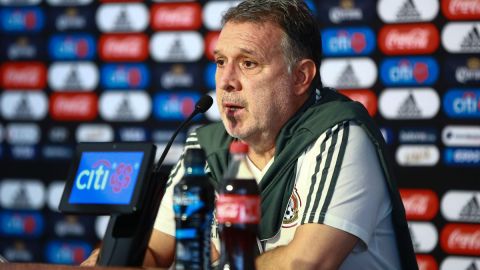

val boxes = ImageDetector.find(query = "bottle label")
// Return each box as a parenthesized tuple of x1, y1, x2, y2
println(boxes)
(216, 194, 260, 224)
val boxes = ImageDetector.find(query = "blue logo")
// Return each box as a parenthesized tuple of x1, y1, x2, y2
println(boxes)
(322, 27, 375, 56)
(68, 152, 144, 205)
(380, 57, 439, 86)
(443, 89, 480, 118)
(45, 240, 92, 265)
(154, 64, 201, 89)
(444, 148, 480, 167)
(0, 7, 44, 32)
(153, 92, 201, 121)
(398, 127, 437, 144)
(101, 64, 150, 89)
(0, 211, 44, 237)
(49, 34, 96, 60)
(204, 62, 216, 90)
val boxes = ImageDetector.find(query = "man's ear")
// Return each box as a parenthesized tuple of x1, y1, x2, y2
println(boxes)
(293, 59, 317, 96)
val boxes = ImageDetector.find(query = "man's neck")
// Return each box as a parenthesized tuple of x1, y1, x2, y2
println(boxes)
(247, 144, 276, 171)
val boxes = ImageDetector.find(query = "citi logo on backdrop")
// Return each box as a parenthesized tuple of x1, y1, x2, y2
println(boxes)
(100, 63, 150, 89)
(322, 27, 376, 56)
(0, 7, 44, 32)
(443, 89, 480, 118)
(380, 57, 438, 86)
(48, 34, 96, 60)
(0, 211, 44, 237)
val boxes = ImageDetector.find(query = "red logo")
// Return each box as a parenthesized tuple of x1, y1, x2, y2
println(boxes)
(216, 194, 260, 224)
(416, 255, 438, 270)
(400, 189, 439, 221)
(205, 31, 220, 61)
(441, 224, 480, 255)
(351, 32, 367, 53)
(151, 3, 202, 30)
(50, 93, 98, 121)
(413, 62, 429, 83)
(338, 89, 377, 117)
(442, 0, 480, 20)
(99, 34, 148, 61)
(378, 24, 439, 55)
(0, 62, 46, 89)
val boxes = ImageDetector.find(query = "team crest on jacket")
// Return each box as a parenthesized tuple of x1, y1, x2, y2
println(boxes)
(282, 188, 301, 228)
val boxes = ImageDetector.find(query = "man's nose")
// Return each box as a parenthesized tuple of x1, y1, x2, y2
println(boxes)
(216, 63, 240, 92)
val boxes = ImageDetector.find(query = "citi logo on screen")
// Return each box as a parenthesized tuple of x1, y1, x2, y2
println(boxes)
(442, 0, 480, 20)
(408, 222, 438, 253)
(99, 34, 148, 61)
(203, 1, 241, 30)
(75, 160, 133, 193)
(151, 2, 202, 30)
(442, 22, 480, 53)
(0, 62, 46, 89)
(321, 57, 377, 89)
(380, 57, 438, 86)
(101, 64, 149, 89)
(48, 62, 98, 91)
(322, 27, 375, 56)
(444, 148, 480, 166)
(48, 34, 96, 60)
(0, 91, 48, 121)
(0, 7, 44, 32)
(443, 89, 480, 118)
(441, 190, 480, 223)
(96, 3, 149, 33)
(400, 189, 438, 221)
(378, 24, 439, 55)
(150, 32, 203, 62)
(378, 0, 439, 23)
(153, 92, 201, 121)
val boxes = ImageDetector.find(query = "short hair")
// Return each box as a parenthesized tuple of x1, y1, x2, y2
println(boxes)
(222, 0, 322, 88)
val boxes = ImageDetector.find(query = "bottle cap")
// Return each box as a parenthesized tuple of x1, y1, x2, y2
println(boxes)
(229, 140, 249, 154)
(184, 148, 206, 168)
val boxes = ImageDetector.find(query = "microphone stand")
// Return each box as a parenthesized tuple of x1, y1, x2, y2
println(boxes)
(97, 95, 213, 266)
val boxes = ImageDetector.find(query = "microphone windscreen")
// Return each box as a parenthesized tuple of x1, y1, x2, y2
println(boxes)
(195, 95, 214, 113)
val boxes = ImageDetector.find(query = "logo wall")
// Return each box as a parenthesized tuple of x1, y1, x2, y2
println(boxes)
(0, 0, 479, 266)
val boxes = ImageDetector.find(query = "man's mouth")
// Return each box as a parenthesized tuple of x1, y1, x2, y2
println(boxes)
(223, 102, 245, 115)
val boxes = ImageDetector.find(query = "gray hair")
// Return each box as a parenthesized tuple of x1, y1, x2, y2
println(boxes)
(222, 0, 322, 88)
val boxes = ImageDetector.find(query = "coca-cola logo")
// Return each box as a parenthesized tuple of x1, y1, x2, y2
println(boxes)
(99, 34, 148, 61)
(50, 93, 97, 121)
(441, 224, 480, 255)
(216, 194, 260, 224)
(442, 0, 480, 20)
(416, 255, 438, 270)
(400, 189, 439, 221)
(205, 31, 220, 61)
(379, 24, 439, 55)
(0, 62, 46, 89)
(151, 3, 202, 30)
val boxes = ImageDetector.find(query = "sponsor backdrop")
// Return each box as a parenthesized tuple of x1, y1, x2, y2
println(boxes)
(0, 0, 479, 268)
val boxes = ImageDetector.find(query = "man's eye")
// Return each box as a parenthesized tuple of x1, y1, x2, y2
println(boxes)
(215, 59, 225, 67)
(242, 61, 257, 69)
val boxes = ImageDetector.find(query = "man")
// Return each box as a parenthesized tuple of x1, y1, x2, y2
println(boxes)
(83, 0, 417, 269)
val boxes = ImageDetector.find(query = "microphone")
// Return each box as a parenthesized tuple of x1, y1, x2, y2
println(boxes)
(153, 95, 213, 173)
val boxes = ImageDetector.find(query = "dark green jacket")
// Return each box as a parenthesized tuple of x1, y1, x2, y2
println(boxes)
(196, 88, 418, 269)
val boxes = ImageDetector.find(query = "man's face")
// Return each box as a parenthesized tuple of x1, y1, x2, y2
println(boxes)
(214, 21, 296, 143)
